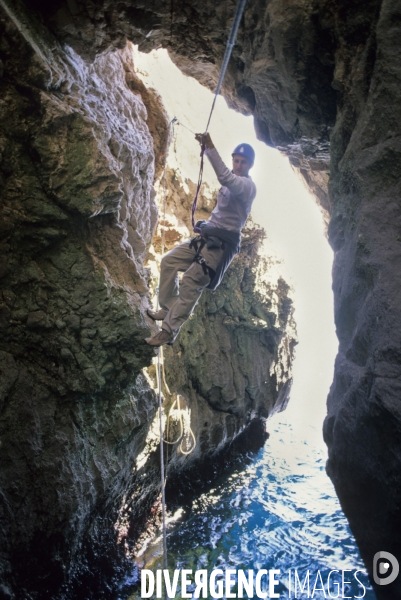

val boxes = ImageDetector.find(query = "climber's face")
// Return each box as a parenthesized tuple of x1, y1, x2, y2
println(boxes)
(232, 154, 252, 177)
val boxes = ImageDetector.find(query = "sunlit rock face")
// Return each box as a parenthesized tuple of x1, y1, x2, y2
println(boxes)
(0, 11, 161, 597)
(146, 167, 296, 501)
(25, 0, 337, 213)
(0, 3, 296, 598)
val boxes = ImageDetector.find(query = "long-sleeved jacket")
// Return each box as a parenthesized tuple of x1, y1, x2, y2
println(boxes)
(191, 147, 257, 290)
(205, 147, 257, 232)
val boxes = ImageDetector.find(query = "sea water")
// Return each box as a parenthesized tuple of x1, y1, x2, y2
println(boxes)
(120, 415, 376, 599)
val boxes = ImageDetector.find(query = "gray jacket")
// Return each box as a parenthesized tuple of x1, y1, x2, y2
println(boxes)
(205, 147, 257, 232)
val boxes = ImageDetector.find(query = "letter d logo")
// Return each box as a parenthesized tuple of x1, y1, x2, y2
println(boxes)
(373, 551, 399, 586)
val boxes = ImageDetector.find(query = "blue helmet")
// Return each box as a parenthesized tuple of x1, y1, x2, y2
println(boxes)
(232, 143, 255, 164)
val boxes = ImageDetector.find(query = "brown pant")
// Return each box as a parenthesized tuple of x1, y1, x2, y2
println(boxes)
(159, 240, 224, 339)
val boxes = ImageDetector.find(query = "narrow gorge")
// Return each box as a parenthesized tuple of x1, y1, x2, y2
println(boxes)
(0, 0, 400, 599)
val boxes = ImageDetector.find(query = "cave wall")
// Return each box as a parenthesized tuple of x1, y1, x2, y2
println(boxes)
(1, 0, 401, 597)
(16, 0, 401, 596)
(0, 2, 297, 597)
(0, 7, 166, 596)
(324, 3, 401, 599)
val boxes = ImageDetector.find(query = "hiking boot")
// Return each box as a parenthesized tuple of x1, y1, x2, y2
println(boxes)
(145, 329, 173, 347)
(147, 308, 168, 321)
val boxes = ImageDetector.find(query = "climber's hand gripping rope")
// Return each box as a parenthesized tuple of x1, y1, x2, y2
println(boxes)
(195, 132, 215, 150)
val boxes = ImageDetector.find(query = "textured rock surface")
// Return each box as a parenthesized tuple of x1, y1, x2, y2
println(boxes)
(27, 0, 338, 212)
(323, 3, 401, 598)
(0, 7, 161, 597)
(163, 228, 295, 496)
(2, 0, 401, 596)
(0, 3, 296, 598)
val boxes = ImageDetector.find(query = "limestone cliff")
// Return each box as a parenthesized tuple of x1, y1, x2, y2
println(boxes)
(2, 0, 401, 597)
(18, 0, 400, 596)
(0, 10, 161, 597)
(0, 3, 296, 598)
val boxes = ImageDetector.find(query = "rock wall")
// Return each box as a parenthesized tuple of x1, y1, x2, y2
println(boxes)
(0, 7, 161, 597)
(2, 0, 401, 596)
(28, 0, 400, 595)
(0, 2, 296, 597)
(323, 3, 401, 599)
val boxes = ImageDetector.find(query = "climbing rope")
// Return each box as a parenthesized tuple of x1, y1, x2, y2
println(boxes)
(153, 0, 248, 580)
(191, 0, 248, 232)
(156, 352, 168, 576)
(205, 0, 247, 133)
(179, 406, 197, 455)
(159, 395, 197, 456)
(155, 117, 176, 582)
(164, 396, 184, 445)
(172, 117, 195, 136)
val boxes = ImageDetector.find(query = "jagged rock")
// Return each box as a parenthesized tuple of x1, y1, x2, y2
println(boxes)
(163, 226, 295, 485)
(144, 167, 296, 499)
(0, 3, 296, 598)
(0, 8, 161, 597)
(1, 0, 401, 597)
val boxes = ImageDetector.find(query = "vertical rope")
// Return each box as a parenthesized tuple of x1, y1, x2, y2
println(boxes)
(153, 0, 248, 569)
(156, 118, 175, 587)
(157, 354, 168, 577)
(191, 0, 248, 230)
(205, 0, 247, 133)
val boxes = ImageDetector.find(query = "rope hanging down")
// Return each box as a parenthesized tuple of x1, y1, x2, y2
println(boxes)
(154, 0, 247, 579)
(155, 118, 196, 582)
(156, 117, 176, 582)
(191, 0, 248, 232)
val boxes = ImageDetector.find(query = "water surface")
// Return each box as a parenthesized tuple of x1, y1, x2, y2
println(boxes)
(121, 416, 375, 599)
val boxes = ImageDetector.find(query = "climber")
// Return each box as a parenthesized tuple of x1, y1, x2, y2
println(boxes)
(145, 133, 256, 347)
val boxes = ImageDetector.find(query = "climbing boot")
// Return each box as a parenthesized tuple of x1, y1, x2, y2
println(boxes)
(145, 328, 173, 347)
(147, 308, 168, 321)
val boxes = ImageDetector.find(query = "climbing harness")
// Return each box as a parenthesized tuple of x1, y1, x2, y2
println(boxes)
(153, 0, 248, 582)
(191, 0, 248, 232)
(189, 235, 217, 280)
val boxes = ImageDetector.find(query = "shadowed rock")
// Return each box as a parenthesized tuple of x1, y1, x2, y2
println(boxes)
(1, 0, 401, 597)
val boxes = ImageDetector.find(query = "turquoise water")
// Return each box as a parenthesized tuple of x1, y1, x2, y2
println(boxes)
(121, 416, 376, 599)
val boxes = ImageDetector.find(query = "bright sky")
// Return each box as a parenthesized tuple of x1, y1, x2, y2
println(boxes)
(132, 47, 338, 435)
